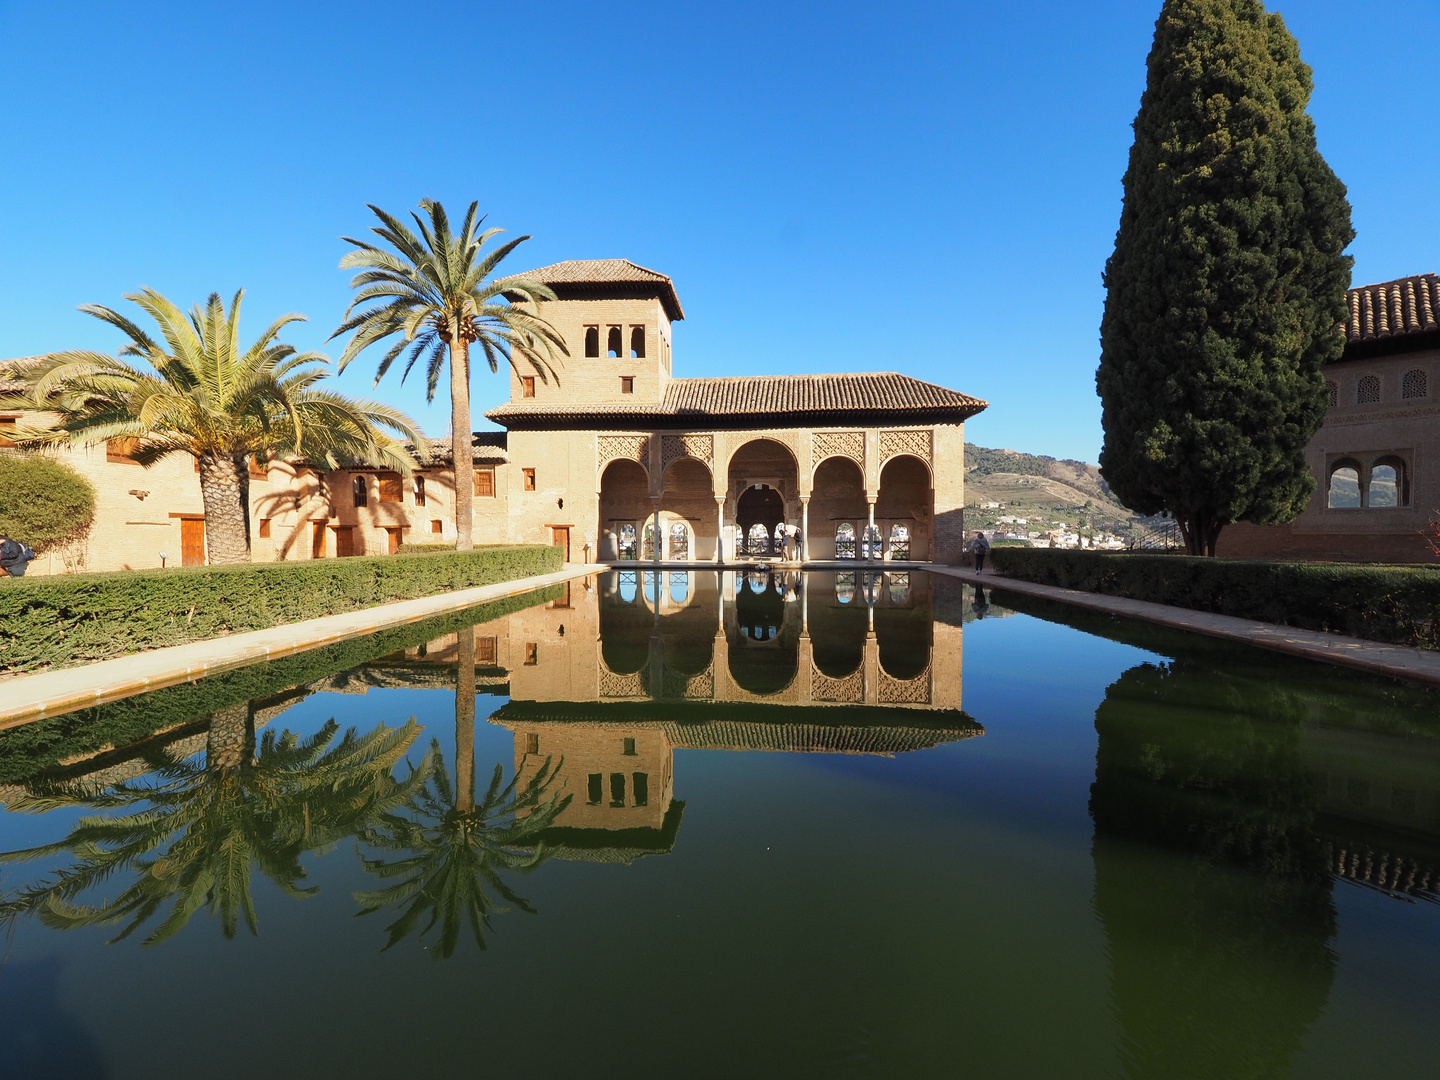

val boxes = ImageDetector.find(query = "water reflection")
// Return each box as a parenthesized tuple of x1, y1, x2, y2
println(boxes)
(1087, 648, 1440, 1078)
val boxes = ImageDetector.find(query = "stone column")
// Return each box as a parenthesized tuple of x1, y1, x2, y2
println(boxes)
(800, 496, 810, 563)
(715, 497, 725, 564)
(866, 497, 878, 560)
(652, 499, 663, 567)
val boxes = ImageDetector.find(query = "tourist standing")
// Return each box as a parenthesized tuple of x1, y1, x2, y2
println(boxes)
(971, 530, 990, 574)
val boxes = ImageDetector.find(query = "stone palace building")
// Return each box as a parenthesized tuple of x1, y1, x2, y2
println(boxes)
(4, 260, 988, 574)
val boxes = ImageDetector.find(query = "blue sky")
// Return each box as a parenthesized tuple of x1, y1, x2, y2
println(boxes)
(1, 1, 1435, 462)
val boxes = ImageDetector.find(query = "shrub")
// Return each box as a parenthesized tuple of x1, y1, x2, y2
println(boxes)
(0, 583, 561, 785)
(0, 451, 96, 552)
(989, 548, 1440, 650)
(398, 542, 457, 554)
(0, 544, 562, 673)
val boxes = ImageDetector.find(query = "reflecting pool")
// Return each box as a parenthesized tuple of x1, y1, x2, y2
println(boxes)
(2, 570, 1440, 1078)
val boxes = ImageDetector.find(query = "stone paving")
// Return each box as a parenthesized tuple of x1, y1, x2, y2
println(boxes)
(931, 565, 1440, 689)
(0, 564, 605, 729)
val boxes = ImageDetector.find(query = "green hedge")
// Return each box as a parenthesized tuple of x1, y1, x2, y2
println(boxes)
(989, 548, 1440, 650)
(398, 542, 457, 554)
(0, 545, 562, 673)
(0, 584, 561, 786)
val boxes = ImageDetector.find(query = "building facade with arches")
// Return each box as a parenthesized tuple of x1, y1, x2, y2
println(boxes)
(1220, 272, 1440, 563)
(488, 260, 987, 566)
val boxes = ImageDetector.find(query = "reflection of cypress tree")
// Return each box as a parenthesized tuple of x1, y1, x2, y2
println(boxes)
(1092, 660, 1336, 1080)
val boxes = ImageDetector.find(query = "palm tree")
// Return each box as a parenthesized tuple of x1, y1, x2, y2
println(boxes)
(331, 199, 568, 550)
(2, 289, 425, 563)
(0, 710, 429, 946)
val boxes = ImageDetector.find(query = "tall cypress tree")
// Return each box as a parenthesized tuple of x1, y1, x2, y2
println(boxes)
(1097, 0, 1354, 556)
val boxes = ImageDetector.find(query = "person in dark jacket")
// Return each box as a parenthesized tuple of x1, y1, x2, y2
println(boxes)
(0, 534, 35, 577)
(970, 530, 991, 574)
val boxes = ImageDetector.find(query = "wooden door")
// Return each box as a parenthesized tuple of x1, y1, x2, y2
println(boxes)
(180, 518, 205, 566)
(550, 526, 570, 562)
(311, 521, 327, 559)
(334, 527, 355, 558)
(386, 527, 402, 554)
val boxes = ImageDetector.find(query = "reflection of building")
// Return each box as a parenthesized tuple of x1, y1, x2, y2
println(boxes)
(1221, 273, 1440, 562)
(5, 260, 986, 572)
(485, 569, 978, 862)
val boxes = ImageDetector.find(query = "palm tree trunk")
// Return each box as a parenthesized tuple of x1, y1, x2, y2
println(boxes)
(454, 625, 476, 813)
(206, 703, 252, 771)
(198, 452, 251, 564)
(450, 336, 474, 551)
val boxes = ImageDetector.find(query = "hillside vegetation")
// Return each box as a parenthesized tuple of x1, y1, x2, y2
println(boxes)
(964, 443, 1151, 539)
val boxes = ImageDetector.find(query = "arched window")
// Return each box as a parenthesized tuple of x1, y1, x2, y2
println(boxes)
(1403, 369, 1428, 400)
(835, 522, 856, 559)
(1357, 375, 1380, 404)
(643, 570, 660, 604)
(888, 571, 910, 605)
(618, 570, 638, 603)
(668, 521, 689, 561)
(861, 524, 882, 559)
(1326, 380, 1338, 408)
(1327, 460, 1361, 508)
(747, 569, 769, 594)
(630, 326, 645, 358)
(618, 523, 637, 560)
(888, 523, 910, 560)
(747, 522, 770, 555)
(642, 522, 659, 560)
(352, 474, 367, 507)
(607, 326, 622, 357)
(584, 326, 599, 358)
(668, 571, 689, 604)
(1368, 456, 1409, 507)
(835, 571, 856, 603)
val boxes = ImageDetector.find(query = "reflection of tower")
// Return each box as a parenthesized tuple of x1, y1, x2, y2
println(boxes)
(1090, 661, 1335, 1079)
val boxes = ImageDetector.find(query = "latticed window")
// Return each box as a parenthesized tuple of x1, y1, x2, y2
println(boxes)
(352, 474, 367, 507)
(747, 522, 770, 555)
(1403, 368, 1428, 400)
(1326, 381, 1338, 408)
(861, 524, 882, 559)
(618, 523, 637, 560)
(1357, 375, 1380, 404)
(835, 523, 856, 559)
(668, 522, 689, 560)
(835, 571, 856, 602)
(888, 523, 911, 560)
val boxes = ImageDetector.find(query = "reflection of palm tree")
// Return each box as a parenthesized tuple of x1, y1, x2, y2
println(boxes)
(354, 749, 569, 958)
(0, 706, 426, 945)
(355, 627, 571, 958)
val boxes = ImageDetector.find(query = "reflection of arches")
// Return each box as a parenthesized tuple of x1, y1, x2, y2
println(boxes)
(600, 458, 650, 560)
(1327, 459, 1361, 509)
(875, 606, 929, 679)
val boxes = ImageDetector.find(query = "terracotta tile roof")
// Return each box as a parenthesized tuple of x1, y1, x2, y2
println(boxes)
(418, 431, 507, 465)
(487, 372, 987, 427)
(508, 259, 685, 321)
(1344, 273, 1440, 356)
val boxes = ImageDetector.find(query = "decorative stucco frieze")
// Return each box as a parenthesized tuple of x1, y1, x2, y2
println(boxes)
(599, 667, 646, 698)
(811, 666, 864, 703)
(879, 428, 933, 466)
(878, 665, 932, 704)
(812, 430, 865, 466)
(597, 434, 651, 472)
(661, 433, 714, 471)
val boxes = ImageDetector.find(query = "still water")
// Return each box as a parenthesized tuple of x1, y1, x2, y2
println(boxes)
(2, 570, 1439, 1079)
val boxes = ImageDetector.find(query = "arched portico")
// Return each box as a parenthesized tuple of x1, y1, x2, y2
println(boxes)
(876, 454, 933, 561)
(659, 457, 714, 561)
(599, 459, 650, 560)
(726, 439, 800, 560)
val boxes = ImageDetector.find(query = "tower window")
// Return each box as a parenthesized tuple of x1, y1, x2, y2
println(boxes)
(633, 772, 649, 807)
(584, 326, 599, 357)
(521, 376, 535, 397)
(620, 376, 634, 394)
(607, 326, 622, 357)
(630, 326, 645, 358)
(352, 474, 368, 507)
(609, 772, 626, 806)
(413, 474, 426, 506)
(523, 468, 536, 491)
(587, 773, 603, 805)
(623, 737, 636, 755)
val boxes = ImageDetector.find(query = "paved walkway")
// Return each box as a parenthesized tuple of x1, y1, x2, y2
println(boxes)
(0, 563, 605, 729)
(930, 566, 1440, 688)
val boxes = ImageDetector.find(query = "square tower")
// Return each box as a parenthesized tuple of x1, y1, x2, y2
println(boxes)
(503, 260, 685, 408)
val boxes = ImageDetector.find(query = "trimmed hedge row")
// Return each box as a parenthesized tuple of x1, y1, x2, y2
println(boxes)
(0, 545, 562, 673)
(989, 548, 1440, 650)
(0, 584, 561, 785)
